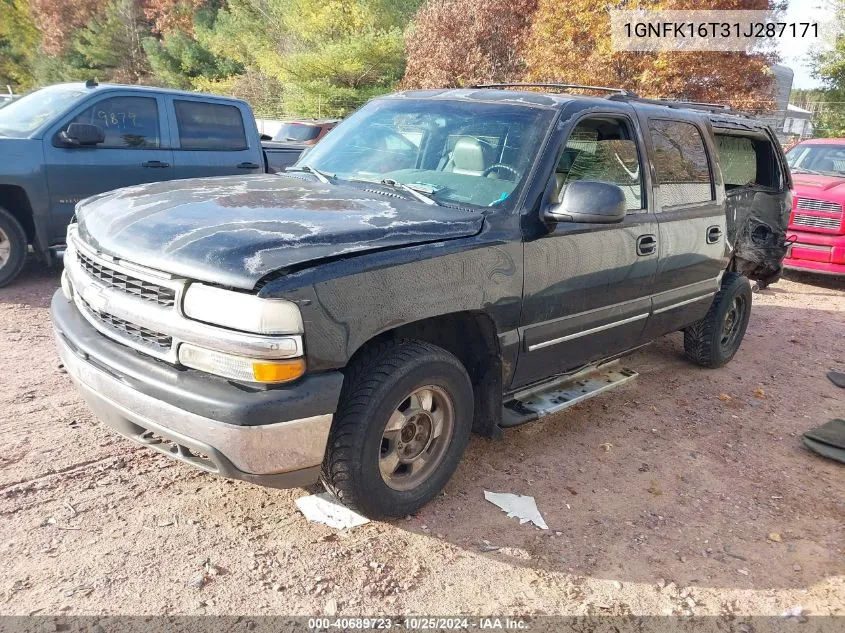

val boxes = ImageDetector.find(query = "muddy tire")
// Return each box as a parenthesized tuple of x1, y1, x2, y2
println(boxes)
(684, 272, 752, 368)
(321, 340, 473, 519)
(0, 207, 27, 288)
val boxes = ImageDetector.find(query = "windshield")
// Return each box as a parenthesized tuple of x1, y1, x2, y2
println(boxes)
(787, 144, 845, 177)
(0, 85, 87, 138)
(274, 122, 321, 142)
(297, 98, 555, 208)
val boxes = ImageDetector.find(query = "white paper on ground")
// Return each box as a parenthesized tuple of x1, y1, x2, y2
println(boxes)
(295, 492, 370, 530)
(484, 490, 549, 530)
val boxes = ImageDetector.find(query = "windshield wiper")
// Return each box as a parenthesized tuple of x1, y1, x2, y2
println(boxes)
(284, 165, 334, 184)
(791, 168, 825, 175)
(355, 178, 439, 206)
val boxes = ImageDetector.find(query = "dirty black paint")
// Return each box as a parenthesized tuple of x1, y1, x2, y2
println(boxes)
(75, 175, 484, 290)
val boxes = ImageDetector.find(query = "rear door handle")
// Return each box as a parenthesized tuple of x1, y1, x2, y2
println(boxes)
(142, 160, 170, 168)
(237, 162, 260, 169)
(706, 226, 723, 244)
(636, 234, 657, 256)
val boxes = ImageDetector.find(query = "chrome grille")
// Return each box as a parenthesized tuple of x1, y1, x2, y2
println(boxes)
(79, 297, 173, 352)
(796, 198, 842, 213)
(76, 250, 176, 307)
(794, 213, 842, 230)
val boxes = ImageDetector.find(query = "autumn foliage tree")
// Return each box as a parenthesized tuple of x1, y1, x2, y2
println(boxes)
(522, 0, 780, 110)
(402, 0, 537, 88)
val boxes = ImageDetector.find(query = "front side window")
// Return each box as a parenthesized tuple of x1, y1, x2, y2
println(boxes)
(649, 119, 713, 207)
(64, 96, 160, 149)
(298, 98, 555, 209)
(556, 117, 643, 211)
(175, 101, 247, 151)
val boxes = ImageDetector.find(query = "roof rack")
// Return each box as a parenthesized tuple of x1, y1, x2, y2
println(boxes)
(471, 82, 639, 97)
(607, 93, 754, 118)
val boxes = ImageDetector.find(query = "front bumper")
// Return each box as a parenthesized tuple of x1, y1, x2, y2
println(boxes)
(51, 291, 344, 488)
(784, 229, 845, 276)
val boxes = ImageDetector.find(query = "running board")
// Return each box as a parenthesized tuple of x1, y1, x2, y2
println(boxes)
(501, 364, 638, 428)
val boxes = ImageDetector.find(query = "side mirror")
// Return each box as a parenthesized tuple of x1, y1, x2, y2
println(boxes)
(544, 180, 627, 224)
(60, 123, 105, 147)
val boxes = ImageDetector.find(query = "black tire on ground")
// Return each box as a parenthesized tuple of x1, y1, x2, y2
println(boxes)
(684, 271, 752, 369)
(321, 339, 474, 519)
(0, 207, 27, 288)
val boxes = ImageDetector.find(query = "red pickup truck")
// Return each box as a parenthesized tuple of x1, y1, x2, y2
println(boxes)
(784, 138, 845, 276)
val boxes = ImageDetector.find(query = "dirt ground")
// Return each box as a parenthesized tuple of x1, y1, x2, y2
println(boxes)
(1, 260, 843, 618)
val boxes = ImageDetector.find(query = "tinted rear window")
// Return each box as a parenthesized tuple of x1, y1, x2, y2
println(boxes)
(174, 100, 247, 151)
(274, 123, 321, 142)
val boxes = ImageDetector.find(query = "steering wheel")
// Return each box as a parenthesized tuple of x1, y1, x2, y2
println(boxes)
(481, 164, 519, 180)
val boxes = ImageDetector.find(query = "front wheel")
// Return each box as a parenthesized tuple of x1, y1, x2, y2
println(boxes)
(684, 272, 752, 368)
(321, 340, 473, 519)
(0, 207, 27, 288)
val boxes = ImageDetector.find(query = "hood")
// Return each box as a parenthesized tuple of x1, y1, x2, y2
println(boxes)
(75, 174, 484, 290)
(791, 173, 845, 197)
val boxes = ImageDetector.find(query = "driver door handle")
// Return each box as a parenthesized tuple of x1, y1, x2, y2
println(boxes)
(237, 162, 260, 169)
(706, 226, 723, 244)
(142, 160, 170, 168)
(636, 234, 657, 256)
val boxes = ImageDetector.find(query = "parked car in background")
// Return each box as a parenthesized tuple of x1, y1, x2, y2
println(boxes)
(272, 119, 339, 145)
(51, 85, 791, 519)
(0, 81, 305, 286)
(784, 139, 845, 276)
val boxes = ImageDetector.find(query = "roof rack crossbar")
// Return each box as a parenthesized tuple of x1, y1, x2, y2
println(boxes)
(471, 82, 639, 97)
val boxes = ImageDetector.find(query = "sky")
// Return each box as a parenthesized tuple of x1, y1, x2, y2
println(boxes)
(779, 0, 836, 89)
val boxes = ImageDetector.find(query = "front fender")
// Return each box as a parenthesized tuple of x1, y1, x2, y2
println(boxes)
(0, 139, 50, 254)
(260, 239, 524, 371)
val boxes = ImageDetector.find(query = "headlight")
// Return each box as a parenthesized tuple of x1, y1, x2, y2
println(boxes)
(183, 283, 303, 335)
(60, 269, 73, 301)
(179, 344, 306, 384)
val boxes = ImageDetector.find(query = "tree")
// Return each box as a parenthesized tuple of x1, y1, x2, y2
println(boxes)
(28, 0, 101, 55)
(523, 0, 779, 110)
(34, 0, 153, 84)
(806, 0, 845, 136)
(203, 0, 421, 116)
(0, 0, 40, 90)
(402, 0, 538, 88)
(143, 6, 243, 89)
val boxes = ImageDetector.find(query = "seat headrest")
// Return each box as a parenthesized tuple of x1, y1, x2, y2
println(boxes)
(451, 137, 486, 175)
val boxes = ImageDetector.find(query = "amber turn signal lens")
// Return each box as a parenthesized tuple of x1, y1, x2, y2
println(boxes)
(252, 358, 306, 383)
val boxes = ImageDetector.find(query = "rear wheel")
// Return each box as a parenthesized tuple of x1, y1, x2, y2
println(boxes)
(0, 207, 27, 288)
(684, 272, 752, 368)
(321, 340, 473, 519)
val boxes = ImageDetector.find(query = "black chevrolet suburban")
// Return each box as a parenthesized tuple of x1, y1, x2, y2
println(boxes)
(50, 85, 792, 519)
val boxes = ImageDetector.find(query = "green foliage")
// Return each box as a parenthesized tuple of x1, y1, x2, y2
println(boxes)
(205, 0, 421, 116)
(0, 0, 40, 90)
(143, 8, 244, 89)
(804, 1, 845, 137)
(31, 0, 151, 84)
(3, 0, 420, 117)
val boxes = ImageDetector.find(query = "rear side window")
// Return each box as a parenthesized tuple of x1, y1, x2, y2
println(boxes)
(648, 119, 713, 206)
(174, 100, 247, 151)
(65, 96, 160, 149)
(274, 123, 320, 142)
(715, 133, 781, 190)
